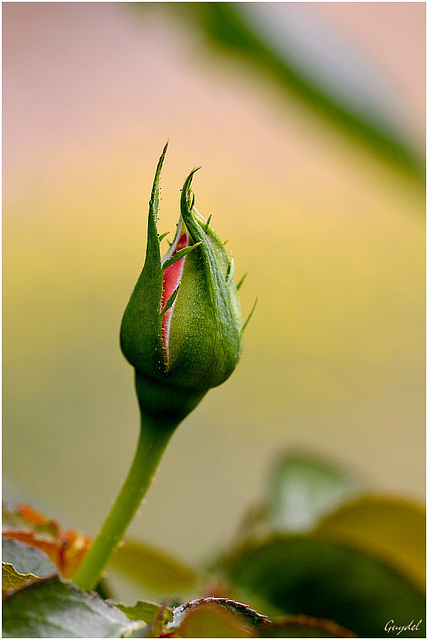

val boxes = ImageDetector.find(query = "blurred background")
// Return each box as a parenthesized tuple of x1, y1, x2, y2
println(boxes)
(3, 0, 425, 588)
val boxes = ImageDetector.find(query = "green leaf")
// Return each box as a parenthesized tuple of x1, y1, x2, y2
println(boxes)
(2, 576, 143, 638)
(114, 600, 173, 625)
(145, 605, 173, 638)
(169, 598, 269, 638)
(2, 538, 58, 578)
(256, 615, 356, 637)
(2, 563, 41, 592)
(227, 534, 425, 638)
(315, 495, 426, 591)
(268, 453, 363, 532)
(110, 538, 198, 595)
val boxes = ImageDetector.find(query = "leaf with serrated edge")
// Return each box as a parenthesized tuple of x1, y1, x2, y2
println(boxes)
(168, 598, 269, 635)
(3, 575, 143, 638)
(178, 605, 252, 637)
(2, 563, 41, 592)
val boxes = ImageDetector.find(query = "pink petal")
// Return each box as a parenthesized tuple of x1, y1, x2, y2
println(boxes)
(161, 233, 188, 359)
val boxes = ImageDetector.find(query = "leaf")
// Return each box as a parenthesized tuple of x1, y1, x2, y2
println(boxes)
(168, 598, 269, 638)
(256, 615, 356, 637)
(110, 538, 197, 595)
(176, 605, 251, 637)
(2, 538, 58, 578)
(268, 452, 363, 532)
(315, 495, 426, 590)
(2, 563, 41, 592)
(3, 502, 61, 537)
(144, 603, 174, 638)
(2, 575, 143, 638)
(114, 600, 173, 625)
(227, 534, 425, 638)
(2, 503, 91, 578)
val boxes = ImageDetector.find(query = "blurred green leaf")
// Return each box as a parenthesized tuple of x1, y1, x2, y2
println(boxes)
(2, 576, 143, 638)
(110, 538, 198, 595)
(2, 538, 58, 578)
(256, 615, 356, 637)
(169, 597, 268, 637)
(115, 600, 173, 625)
(315, 495, 426, 591)
(268, 453, 363, 532)
(176, 605, 251, 637)
(227, 534, 425, 638)
(165, 2, 424, 180)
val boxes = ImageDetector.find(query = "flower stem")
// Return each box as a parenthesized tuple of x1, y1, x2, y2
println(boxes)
(72, 416, 176, 591)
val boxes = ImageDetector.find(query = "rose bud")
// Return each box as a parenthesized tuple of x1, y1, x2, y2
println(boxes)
(120, 144, 251, 427)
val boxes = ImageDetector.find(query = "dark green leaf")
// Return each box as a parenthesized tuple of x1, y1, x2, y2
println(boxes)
(315, 495, 426, 590)
(228, 535, 425, 638)
(2, 538, 58, 578)
(268, 453, 363, 532)
(2, 576, 143, 638)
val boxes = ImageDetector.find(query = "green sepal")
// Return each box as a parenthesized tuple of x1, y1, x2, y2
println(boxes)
(241, 297, 258, 335)
(160, 286, 180, 318)
(162, 242, 202, 271)
(120, 144, 167, 379)
(236, 273, 247, 291)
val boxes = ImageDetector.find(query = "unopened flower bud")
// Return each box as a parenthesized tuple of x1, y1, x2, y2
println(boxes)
(120, 145, 247, 426)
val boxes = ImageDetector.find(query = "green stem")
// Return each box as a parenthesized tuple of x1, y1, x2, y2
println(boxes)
(73, 417, 176, 591)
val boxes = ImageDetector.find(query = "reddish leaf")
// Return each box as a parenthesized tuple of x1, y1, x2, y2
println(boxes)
(2, 503, 91, 579)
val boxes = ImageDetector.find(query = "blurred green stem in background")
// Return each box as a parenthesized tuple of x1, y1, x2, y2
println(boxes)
(132, 2, 425, 184)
